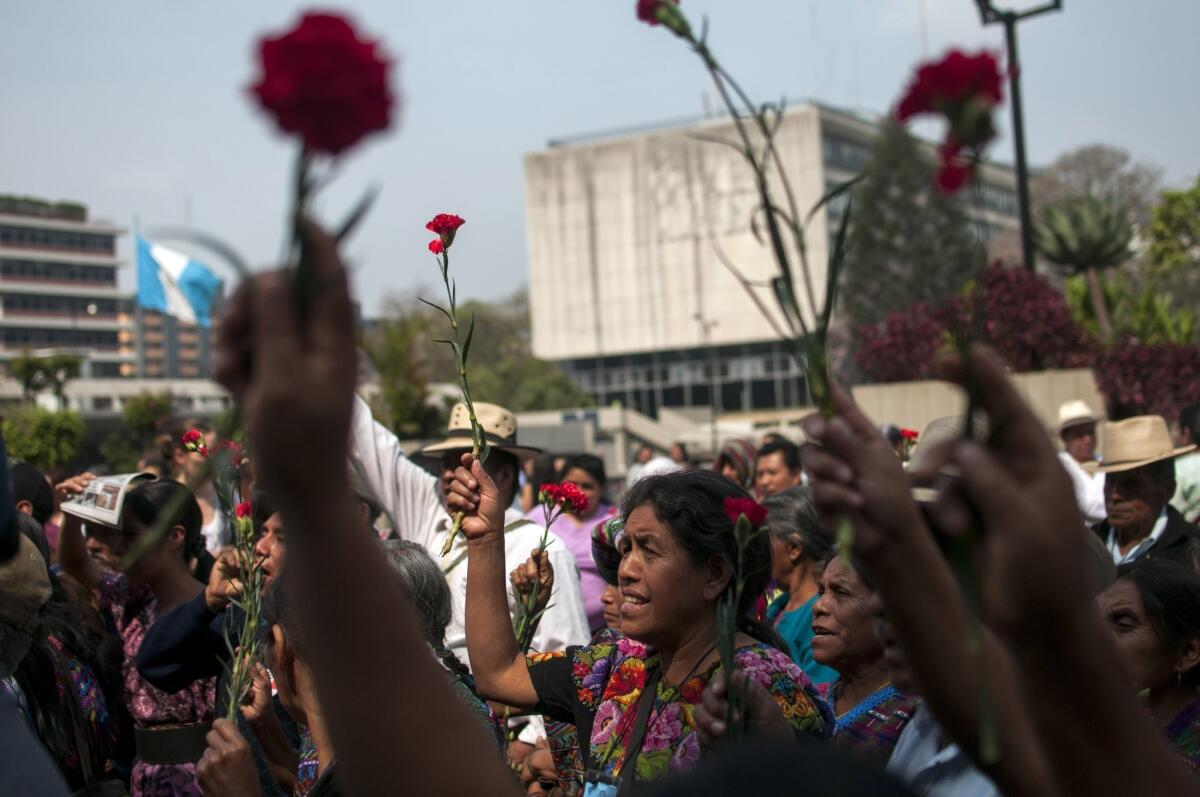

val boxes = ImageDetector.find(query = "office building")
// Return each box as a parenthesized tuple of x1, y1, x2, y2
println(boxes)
(523, 103, 1020, 417)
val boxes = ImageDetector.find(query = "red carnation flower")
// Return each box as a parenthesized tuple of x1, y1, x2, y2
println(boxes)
(723, 496, 767, 527)
(900, 428, 920, 441)
(250, 12, 394, 156)
(181, 429, 209, 457)
(425, 213, 465, 249)
(636, 0, 670, 24)
(236, 501, 253, 520)
(560, 483, 590, 515)
(428, 239, 444, 255)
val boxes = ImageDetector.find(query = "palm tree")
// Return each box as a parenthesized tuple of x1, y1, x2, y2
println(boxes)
(1034, 196, 1133, 343)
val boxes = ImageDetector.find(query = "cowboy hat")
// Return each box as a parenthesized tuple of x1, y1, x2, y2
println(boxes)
(1057, 399, 1100, 435)
(418, 401, 541, 463)
(1097, 416, 1196, 474)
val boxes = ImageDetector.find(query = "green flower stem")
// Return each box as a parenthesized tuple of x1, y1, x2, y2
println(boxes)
(432, 246, 490, 557)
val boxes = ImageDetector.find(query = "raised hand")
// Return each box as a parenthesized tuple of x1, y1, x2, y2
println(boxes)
(444, 454, 506, 544)
(204, 547, 243, 613)
(510, 548, 554, 613)
(799, 383, 926, 561)
(914, 346, 1092, 638)
(212, 218, 357, 500)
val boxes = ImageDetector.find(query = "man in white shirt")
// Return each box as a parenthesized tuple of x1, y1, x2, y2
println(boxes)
(347, 396, 591, 750)
(1055, 400, 1107, 526)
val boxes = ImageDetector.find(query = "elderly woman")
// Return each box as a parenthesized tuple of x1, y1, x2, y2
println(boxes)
(452, 462, 830, 789)
(763, 486, 837, 684)
(811, 553, 918, 765)
(1098, 558, 1200, 771)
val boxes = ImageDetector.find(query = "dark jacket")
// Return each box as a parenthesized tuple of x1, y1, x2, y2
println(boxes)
(1092, 505, 1200, 566)
(135, 594, 297, 797)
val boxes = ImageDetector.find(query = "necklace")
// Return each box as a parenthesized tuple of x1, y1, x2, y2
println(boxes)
(833, 681, 896, 734)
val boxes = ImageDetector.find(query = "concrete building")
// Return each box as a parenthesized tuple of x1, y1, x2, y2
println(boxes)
(0, 196, 136, 378)
(523, 103, 1020, 417)
(134, 306, 215, 380)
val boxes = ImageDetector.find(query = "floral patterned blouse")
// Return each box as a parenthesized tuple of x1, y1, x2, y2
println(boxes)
(97, 572, 215, 797)
(527, 634, 831, 784)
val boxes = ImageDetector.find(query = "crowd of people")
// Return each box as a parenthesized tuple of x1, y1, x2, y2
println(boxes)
(3, 221, 1200, 796)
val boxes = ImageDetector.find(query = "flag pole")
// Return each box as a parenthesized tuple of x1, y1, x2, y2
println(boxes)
(133, 216, 145, 379)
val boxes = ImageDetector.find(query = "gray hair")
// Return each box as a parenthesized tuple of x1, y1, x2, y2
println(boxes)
(381, 541, 469, 678)
(762, 485, 833, 563)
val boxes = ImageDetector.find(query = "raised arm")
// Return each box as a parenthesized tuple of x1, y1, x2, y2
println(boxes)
(213, 219, 515, 797)
(447, 453, 540, 710)
(800, 387, 1053, 796)
(54, 475, 104, 591)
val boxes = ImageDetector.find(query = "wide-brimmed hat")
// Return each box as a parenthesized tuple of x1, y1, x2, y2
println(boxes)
(0, 535, 51, 633)
(1097, 416, 1196, 474)
(1057, 400, 1100, 434)
(418, 402, 541, 463)
(909, 414, 988, 503)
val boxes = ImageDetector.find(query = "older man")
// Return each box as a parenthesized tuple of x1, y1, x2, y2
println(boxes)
(1055, 400, 1106, 526)
(348, 396, 589, 754)
(1092, 415, 1199, 565)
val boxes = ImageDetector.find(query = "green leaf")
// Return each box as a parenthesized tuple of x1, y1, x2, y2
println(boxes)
(418, 297, 454, 325)
(334, 185, 380, 244)
(462, 314, 476, 364)
(806, 173, 866, 226)
(820, 198, 853, 332)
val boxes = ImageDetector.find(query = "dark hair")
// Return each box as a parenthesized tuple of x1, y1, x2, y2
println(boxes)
(137, 449, 172, 476)
(881, 425, 902, 447)
(621, 470, 785, 652)
(261, 570, 304, 658)
(11, 462, 54, 524)
(382, 540, 469, 679)
(1181, 403, 1200, 446)
(762, 486, 832, 564)
(123, 480, 204, 561)
(529, 453, 561, 493)
(1117, 558, 1200, 687)
(563, 453, 607, 488)
(251, 489, 279, 536)
(13, 575, 131, 789)
(755, 439, 801, 473)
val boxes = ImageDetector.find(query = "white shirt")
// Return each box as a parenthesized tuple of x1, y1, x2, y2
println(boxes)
(1106, 507, 1170, 565)
(348, 397, 591, 743)
(626, 456, 682, 488)
(1057, 452, 1107, 526)
(886, 703, 998, 797)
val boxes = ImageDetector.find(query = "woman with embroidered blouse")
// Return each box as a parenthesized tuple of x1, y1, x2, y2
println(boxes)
(811, 552, 918, 765)
(450, 461, 830, 790)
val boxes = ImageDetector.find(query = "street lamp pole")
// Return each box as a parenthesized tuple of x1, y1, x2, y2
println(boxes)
(974, 0, 1062, 272)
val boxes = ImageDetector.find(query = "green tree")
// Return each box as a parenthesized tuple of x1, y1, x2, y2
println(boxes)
(1031, 144, 1162, 228)
(3, 405, 85, 470)
(1147, 175, 1200, 303)
(361, 297, 446, 438)
(98, 391, 175, 472)
(11, 352, 82, 401)
(1034, 196, 1133, 343)
(842, 121, 985, 333)
(1065, 273, 1196, 346)
(367, 289, 592, 429)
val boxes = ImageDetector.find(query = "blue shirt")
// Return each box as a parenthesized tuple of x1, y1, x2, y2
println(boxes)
(766, 592, 839, 685)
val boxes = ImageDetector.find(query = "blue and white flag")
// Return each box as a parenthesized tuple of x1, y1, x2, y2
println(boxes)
(136, 236, 223, 327)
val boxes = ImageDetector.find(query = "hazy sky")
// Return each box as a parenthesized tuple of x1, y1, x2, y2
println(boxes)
(3, 1, 1197, 316)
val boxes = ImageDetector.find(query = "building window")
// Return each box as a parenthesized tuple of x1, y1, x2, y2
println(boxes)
(0, 225, 115, 254)
(93, 396, 114, 411)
